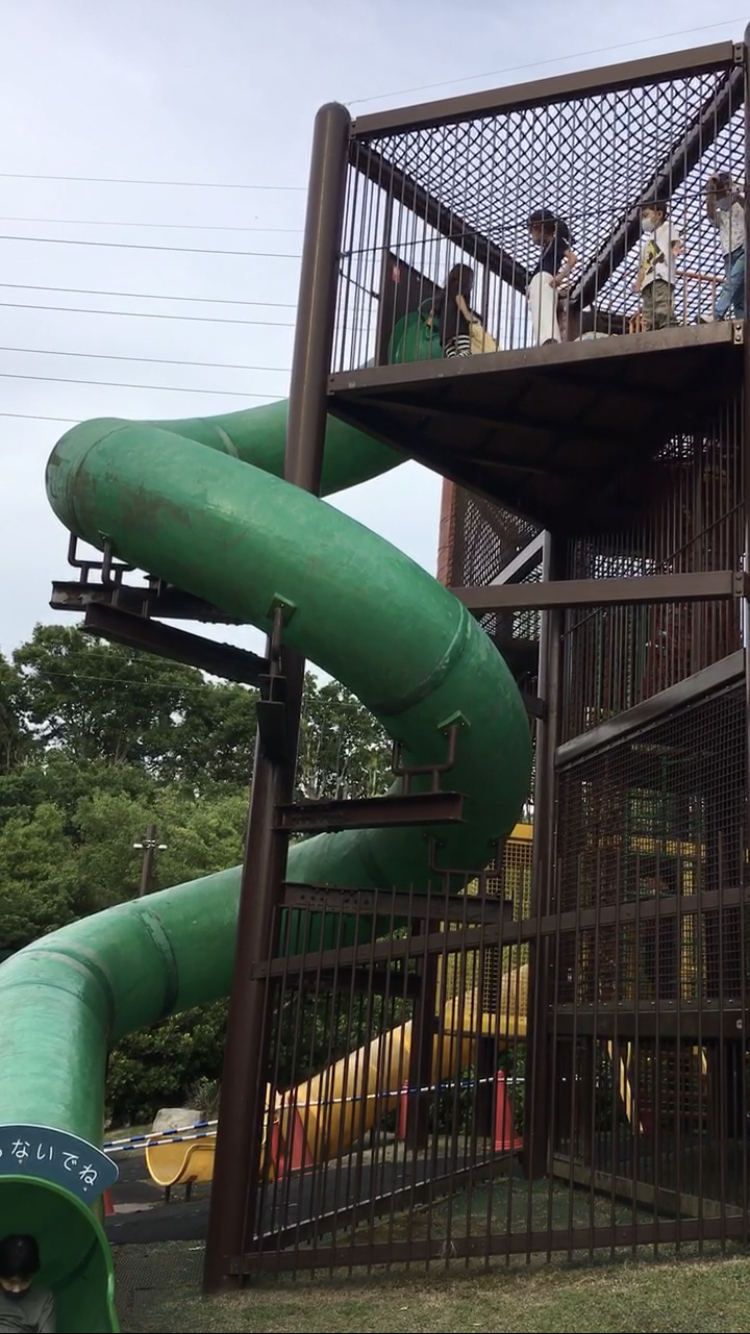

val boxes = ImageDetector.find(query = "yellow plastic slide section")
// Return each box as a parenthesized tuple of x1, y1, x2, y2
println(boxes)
(145, 1140, 217, 1192)
(145, 962, 528, 1189)
(283, 972, 528, 1164)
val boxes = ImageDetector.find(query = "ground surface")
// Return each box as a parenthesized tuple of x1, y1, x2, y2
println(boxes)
(109, 1145, 750, 1333)
(114, 1247, 750, 1333)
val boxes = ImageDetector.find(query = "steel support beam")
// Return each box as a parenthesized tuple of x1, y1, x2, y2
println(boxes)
(281, 884, 512, 926)
(452, 570, 744, 613)
(253, 922, 503, 981)
(203, 101, 351, 1295)
(81, 603, 266, 686)
(275, 789, 464, 833)
(522, 533, 563, 1178)
(489, 532, 545, 586)
(350, 142, 529, 293)
(51, 579, 240, 623)
(232, 1210, 750, 1273)
(352, 42, 735, 136)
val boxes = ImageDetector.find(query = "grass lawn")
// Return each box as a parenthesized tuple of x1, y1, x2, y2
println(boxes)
(118, 1248, 750, 1333)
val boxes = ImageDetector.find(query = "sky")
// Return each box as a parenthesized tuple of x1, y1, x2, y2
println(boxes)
(0, 0, 744, 672)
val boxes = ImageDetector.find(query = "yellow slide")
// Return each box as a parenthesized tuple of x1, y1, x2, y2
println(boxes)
(145, 1139, 217, 1201)
(146, 966, 528, 1190)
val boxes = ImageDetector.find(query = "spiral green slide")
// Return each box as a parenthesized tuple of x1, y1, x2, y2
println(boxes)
(0, 338, 532, 1330)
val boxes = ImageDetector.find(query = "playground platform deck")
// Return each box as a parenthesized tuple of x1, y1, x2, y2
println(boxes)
(328, 323, 741, 534)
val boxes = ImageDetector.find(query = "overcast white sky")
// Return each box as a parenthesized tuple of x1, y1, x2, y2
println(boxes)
(0, 0, 743, 668)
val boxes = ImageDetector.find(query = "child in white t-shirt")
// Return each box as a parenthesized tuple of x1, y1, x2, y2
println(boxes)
(633, 199, 684, 330)
(698, 172, 745, 322)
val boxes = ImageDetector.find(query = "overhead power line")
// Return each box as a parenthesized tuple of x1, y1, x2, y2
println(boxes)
(0, 233, 301, 259)
(1, 411, 81, 425)
(0, 300, 295, 328)
(0, 216, 304, 234)
(0, 281, 298, 309)
(348, 16, 745, 105)
(0, 370, 281, 399)
(0, 344, 290, 373)
(0, 172, 305, 190)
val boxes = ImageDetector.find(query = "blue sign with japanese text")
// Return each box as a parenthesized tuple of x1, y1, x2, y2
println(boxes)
(0, 1124, 118, 1204)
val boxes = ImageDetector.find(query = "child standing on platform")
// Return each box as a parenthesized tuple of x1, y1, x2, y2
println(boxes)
(526, 209, 577, 344)
(698, 171, 745, 322)
(634, 199, 683, 330)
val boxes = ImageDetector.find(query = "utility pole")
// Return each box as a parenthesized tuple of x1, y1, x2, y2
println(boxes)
(133, 823, 167, 898)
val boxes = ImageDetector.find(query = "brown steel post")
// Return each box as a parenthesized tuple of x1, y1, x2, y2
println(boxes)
(436, 481, 458, 586)
(203, 101, 351, 1294)
(734, 22, 750, 1166)
(736, 28, 741, 907)
(522, 532, 565, 1178)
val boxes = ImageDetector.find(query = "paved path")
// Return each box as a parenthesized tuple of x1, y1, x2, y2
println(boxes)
(105, 1146, 490, 1246)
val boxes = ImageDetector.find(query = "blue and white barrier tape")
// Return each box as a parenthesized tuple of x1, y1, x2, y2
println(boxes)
(103, 1074, 525, 1152)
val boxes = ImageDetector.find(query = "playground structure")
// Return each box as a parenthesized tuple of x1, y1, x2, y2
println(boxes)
(0, 32, 749, 1330)
(143, 823, 531, 1199)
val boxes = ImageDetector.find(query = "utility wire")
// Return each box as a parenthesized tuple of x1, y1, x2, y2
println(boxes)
(1, 411, 81, 425)
(11, 667, 258, 692)
(0, 216, 304, 233)
(0, 172, 305, 190)
(0, 300, 367, 331)
(0, 344, 290, 373)
(0, 233, 301, 259)
(348, 16, 745, 105)
(0, 371, 279, 399)
(0, 281, 298, 309)
(0, 300, 295, 328)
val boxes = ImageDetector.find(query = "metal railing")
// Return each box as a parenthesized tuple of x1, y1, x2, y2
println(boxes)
(333, 43, 743, 372)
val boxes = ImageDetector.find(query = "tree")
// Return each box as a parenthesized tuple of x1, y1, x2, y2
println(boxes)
(0, 654, 31, 773)
(298, 675, 392, 800)
(106, 1001, 228, 1127)
(161, 680, 258, 791)
(0, 803, 76, 949)
(14, 624, 199, 770)
(1, 623, 397, 1122)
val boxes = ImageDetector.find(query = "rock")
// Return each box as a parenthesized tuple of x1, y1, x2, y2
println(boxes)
(151, 1107, 202, 1135)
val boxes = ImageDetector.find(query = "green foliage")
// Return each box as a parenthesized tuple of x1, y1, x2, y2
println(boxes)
(147, 788, 247, 889)
(298, 674, 392, 799)
(14, 624, 199, 770)
(1, 622, 393, 1123)
(0, 653, 32, 773)
(106, 1002, 227, 1127)
(0, 802, 76, 949)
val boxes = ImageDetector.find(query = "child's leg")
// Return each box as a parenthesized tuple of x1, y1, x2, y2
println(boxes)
(640, 282, 658, 331)
(714, 256, 732, 319)
(728, 246, 745, 318)
(650, 279, 676, 329)
(527, 272, 561, 343)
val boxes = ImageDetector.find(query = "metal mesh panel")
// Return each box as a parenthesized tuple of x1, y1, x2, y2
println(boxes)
(562, 395, 744, 738)
(336, 53, 741, 371)
(452, 490, 542, 670)
(555, 682, 747, 1004)
(483, 828, 533, 1012)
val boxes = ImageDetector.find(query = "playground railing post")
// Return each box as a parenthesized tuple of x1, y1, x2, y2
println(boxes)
(203, 100, 351, 1295)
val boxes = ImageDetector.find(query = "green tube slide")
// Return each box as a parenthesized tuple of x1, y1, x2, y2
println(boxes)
(0, 323, 532, 1330)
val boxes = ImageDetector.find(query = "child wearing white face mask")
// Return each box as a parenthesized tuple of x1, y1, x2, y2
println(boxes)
(633, 199, 683, 330)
